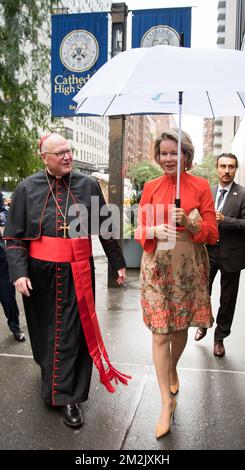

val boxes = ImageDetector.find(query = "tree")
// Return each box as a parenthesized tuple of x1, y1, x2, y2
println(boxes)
(129, 159, 163, 195)
(0, 0, 58, 188)
(191, 152, 218, 187)
(122, 160, 162, 238)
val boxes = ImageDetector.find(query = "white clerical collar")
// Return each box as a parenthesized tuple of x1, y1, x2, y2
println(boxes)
(46, 168, 62, 179)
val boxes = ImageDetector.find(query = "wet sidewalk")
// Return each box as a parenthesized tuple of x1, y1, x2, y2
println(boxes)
(0, 250, 245, 451)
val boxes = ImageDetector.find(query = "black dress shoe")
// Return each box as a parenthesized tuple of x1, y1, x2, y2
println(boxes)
(213, 340, 225, 358)
(194, 327, 207, 341)
(62, 404, 84, 428)
(13, 330, 26, 342)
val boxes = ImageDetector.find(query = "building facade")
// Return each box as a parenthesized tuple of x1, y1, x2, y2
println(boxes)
(231, 0, 245, 185)
(203, 118, 215, 157)
(203, 0, 245, 157)
(213, 0, 236, 155)
(49, 1, 179, 178)
(124, 114, 176, 177)
(53, 0, 112, 174)
(214, 0, 244, 157)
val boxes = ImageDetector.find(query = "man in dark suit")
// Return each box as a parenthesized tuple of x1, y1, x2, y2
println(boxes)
(194, 153, 245, 357)
(0, 191, 25, 342)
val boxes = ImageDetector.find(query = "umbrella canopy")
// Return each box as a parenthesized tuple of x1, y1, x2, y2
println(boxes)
(73, 45, 245, 201)
(73, 45, 245, 118)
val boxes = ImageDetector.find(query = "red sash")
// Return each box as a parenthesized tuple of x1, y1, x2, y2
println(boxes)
(29, 236, 131, 393)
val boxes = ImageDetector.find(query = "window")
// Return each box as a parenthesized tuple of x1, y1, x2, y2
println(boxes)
(218, 13, 226, 20)
(60, 128, 73, 140)
(217, 25, 225, 33)
(217, 37, 225, 44)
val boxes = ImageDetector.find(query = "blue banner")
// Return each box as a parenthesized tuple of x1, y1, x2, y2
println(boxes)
(51, 12, 108, 116)
(132, 7, 191, 48)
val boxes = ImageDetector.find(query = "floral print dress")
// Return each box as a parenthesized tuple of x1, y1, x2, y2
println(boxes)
(135, 172, 219, 334)
(140, 232, 213, 333)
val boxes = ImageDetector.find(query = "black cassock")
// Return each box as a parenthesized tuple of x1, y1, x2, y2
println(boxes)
(5, 170, 125, 406)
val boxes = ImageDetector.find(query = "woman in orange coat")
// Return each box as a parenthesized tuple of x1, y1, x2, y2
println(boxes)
(135, 128, 218, 439)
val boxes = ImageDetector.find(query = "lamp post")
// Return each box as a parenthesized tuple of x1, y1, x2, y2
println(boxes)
(108, 2, 128, 287)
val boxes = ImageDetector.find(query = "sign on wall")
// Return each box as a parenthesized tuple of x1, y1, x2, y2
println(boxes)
(132, 7, 191, 48)
(51, 12, 108, 116)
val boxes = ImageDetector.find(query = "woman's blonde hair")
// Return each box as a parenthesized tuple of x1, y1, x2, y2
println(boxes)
(154, 128, 194, 170)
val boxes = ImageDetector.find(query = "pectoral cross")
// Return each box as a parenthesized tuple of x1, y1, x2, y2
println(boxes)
(59, 222, 70, 238)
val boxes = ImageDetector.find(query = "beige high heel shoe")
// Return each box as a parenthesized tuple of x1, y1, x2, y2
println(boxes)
(155, 398, 176, 439)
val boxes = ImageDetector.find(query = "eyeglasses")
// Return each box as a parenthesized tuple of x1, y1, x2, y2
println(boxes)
(43, 148, 73, 160)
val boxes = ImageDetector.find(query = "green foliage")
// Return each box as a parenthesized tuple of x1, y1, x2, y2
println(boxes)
(123, 193, 140, 239)
(0, 0, 59, 187)
(123, 221, 135, 239)
(191, 152, 218, 187)
(124, 160, 163, 238)
(129, 159, 163, 193)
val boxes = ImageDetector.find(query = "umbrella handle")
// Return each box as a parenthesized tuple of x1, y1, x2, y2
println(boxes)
(175, 198, 181, 208)
(175, 198, 181, 227)
(176, 91, 183, 201)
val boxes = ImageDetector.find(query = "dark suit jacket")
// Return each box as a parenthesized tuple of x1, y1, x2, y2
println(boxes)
(207, 181, 245, 272)
(0, 192, 8, 236)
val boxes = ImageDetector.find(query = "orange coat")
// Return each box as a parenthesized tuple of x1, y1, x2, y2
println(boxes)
(135, 172, 219, 253)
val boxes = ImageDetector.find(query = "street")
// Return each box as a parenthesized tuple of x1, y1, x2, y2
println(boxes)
(0, 244, 245, 451)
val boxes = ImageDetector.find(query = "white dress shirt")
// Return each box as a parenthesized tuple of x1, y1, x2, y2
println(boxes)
(215, 182, 233, 211)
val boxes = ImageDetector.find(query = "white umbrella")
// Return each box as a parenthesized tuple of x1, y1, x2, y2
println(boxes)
(73, 45, 245, 201)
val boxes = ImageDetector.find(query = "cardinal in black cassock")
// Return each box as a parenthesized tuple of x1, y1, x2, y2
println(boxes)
(4, 133, 129, 427)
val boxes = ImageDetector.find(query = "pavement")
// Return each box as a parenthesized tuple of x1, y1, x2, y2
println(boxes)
(0, 237, 245, 452)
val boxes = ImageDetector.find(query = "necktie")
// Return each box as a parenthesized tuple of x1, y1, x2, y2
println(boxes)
(217, 189, 227, 210)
